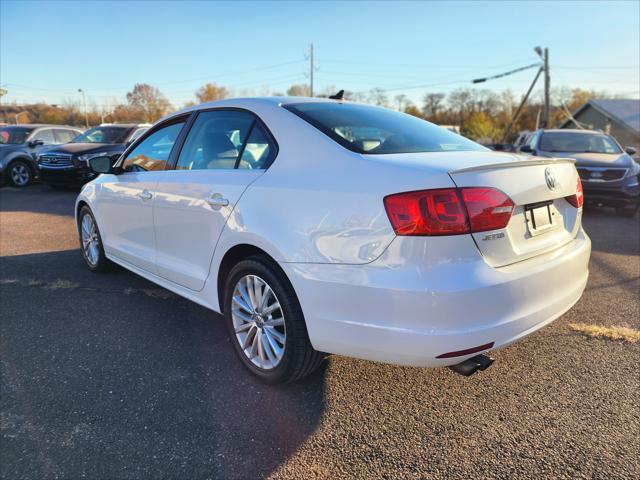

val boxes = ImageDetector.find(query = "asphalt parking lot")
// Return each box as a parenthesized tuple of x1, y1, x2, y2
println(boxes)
(1, 184, 638, 479)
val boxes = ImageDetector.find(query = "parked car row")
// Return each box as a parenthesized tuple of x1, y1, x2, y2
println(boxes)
(0, 123, 149, 188)
(2, 119, 638, 217)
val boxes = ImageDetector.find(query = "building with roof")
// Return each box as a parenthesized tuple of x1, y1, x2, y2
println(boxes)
(560, 99, 640, 157)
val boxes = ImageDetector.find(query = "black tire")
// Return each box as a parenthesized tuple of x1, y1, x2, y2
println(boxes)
(615, 205, 639, 217)
(7, 160, 33, 187)
(77, 206, 113, 273)
(223, 256, 324, 384)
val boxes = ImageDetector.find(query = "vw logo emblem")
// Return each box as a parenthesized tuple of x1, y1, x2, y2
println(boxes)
(545, 167, 556, 190)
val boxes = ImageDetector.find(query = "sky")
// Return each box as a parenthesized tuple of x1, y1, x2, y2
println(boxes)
(1, 0, 639, 110)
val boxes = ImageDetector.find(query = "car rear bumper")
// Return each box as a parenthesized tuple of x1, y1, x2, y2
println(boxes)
(282, 228, 591, 367)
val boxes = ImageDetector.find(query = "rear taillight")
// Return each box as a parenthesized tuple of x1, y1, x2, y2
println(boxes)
(383, 187, 514, 236)
(383, 189, 469, 235)
(459, 188, 515, 233)
(565, 177, 584, 208)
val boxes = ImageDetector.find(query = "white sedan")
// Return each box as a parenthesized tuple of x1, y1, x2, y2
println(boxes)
(76, 97, 591, 383)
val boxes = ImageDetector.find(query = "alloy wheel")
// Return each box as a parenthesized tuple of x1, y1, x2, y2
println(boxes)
(81, 213, 100, 267)
(231, 274, 286, 370)
(10, 163, 30, 186)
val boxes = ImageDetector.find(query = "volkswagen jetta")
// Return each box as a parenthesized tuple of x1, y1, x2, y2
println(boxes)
(76, 97, 591, 383)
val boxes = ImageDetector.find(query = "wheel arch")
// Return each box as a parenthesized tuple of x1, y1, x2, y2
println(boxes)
(76, 200, 89, 223)
(216, 243, 288, 314)
(7, 155, 36, 176)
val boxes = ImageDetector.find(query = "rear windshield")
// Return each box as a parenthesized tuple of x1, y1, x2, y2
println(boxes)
(284, 102, 486, 154)
(539, 132, 622, 154)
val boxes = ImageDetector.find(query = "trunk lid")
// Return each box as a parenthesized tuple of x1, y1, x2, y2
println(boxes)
(449, 157, 581, 267)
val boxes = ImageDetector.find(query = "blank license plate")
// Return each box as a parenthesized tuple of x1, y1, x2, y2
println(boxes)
(525, 203, 555, 236)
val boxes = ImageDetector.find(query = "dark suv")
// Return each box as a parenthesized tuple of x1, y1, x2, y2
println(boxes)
(0, 124, 82, 186)
(520, 129, 639, 217)
(38, 123, 149, 187)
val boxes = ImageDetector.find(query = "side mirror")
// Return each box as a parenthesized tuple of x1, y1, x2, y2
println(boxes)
(519, 145, 534, 154)
(88, 156, 113, 174)
(625, 146, 637, 156)
(29, 139, 44, 147)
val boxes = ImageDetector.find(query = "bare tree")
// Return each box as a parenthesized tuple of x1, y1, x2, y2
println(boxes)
(422, 93, 445, 118)
(368, 88, 389, 107)
(287, 84, 311, 96)
(394, 94, 407, 111)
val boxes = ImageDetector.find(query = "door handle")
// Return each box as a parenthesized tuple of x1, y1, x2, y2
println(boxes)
(138, 189, 153, 201)
(206, 193, 229, 209)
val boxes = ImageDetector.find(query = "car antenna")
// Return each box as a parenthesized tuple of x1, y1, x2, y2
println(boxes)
(329, 89, 345, 100)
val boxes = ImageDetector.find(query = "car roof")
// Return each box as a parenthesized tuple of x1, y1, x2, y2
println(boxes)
(95, 123, 148, 128)
(3, 124, 80, 129)
(167, 96, 349, 120)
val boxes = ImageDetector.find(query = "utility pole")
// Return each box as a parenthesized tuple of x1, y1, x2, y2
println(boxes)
(543, 47, 550, 127)
(500, 66, 544, 142)
(309, 42, 314, 97)
(78, 88, 88, 128)
(534, 46, 550, 127)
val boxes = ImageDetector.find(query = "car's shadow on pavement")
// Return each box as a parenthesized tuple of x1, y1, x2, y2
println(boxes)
(0, 249, 327, 479)
(0, 184, 79, 217)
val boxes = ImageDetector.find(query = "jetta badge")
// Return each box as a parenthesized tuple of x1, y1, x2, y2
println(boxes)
(545, 167, 556, 190)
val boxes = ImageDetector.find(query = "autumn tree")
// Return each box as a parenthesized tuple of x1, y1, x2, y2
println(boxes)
(195, 83, 230, 103)
(464, 111, 500, 143)
(404, 104, 423, 118)
(111, 104, 147, 123)
(125, 83, 172, 122)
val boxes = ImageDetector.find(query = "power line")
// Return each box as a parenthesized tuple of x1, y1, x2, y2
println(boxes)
(472, 63, 541, 84)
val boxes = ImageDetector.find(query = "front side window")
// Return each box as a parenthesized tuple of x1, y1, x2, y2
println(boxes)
(539, 132, 622, 154)
(284, 102, 486, 154)
(121, 122, 185, 172)
(71, 126, 132, 144)
(129, 127, 148, 143)
(32, 129, 55, 144)
(176, 110, 254, 170)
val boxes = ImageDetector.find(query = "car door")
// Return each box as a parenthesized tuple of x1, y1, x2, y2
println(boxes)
(95, 119, 187, 274)
(152, 109, 276, 291)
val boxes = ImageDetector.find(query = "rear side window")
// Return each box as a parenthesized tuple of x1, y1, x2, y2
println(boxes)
(284, 102, 486, 154)
(177, 110, 255, 170)
(238, 122, 276, 169)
